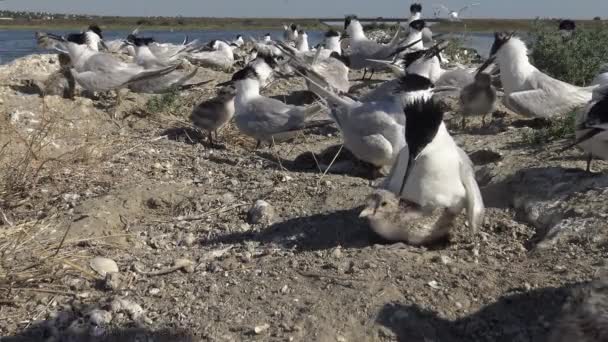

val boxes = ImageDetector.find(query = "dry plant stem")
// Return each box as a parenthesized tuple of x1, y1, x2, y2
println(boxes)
(318, 144, 343, 185)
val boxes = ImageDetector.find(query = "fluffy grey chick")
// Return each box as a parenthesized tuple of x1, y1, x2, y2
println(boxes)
(359, 189, 457, 245)
(459, 72, 497, 128)
(191, 85, 237, 145)
(43, 53, 76, 99)
(547, 271, 608, 342)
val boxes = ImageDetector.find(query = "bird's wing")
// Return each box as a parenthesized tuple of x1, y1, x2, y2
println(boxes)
(457, 147, 484, 232)
(434, 4, 450, 13)
(506, 88, 587, 118)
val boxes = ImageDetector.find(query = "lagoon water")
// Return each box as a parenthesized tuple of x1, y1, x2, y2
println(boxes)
(0, 29, 493, 65)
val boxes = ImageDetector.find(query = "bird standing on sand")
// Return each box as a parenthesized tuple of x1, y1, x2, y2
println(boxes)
(191, 85, 237, 145)
(566, 86, 608, 172)
(478, 32, 596, 119)
(382, 99, 484, 236)
(459, 71, 497, 128)
(42, 53, 76, 99)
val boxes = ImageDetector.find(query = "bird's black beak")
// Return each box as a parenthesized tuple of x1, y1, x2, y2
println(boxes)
(46, 33, 66, 42)
(476, 55, 496, 75)
(99, 40, 109, 51)
(216, 80, 233, 87)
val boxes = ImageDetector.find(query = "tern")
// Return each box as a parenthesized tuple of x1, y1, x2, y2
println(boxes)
(343, 15, 403, 79)
(566, 85, 608, 172)
(188, 40, 235, 71)
(383, 98, 484, 233)
(478, 32, 596, 118)
(191, 85, 237, 145)
(283, 24, 299, 43)
(228, 65, 328, 146)
(434, 3, 480, 21)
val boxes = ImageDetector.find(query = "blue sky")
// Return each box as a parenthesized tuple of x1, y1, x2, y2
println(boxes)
(1, 0, 607, 19)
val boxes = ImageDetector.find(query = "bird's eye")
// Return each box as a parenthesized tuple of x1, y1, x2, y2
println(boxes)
(381, 201, 388, 207)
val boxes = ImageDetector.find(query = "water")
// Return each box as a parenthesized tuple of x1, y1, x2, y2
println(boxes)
(0, 29, 493, 65)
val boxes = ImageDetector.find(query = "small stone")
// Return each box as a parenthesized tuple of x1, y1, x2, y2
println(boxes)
(524, 283, 532, 291)
(440, 255, 452, 265)
(280, 285, 289, 294)
(247, 200, 275, 224)
(254, 323, 270, 334)
(220, 193, 236, 203)
(427, 281, 441, 289)
(336, 336, 347, 342)
(89, 257, 119, 277)
(148, 288, 161, 296)
(87, 309, 112, 326)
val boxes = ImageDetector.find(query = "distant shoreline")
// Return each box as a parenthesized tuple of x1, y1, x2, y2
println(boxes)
(0, 18, 606, 33)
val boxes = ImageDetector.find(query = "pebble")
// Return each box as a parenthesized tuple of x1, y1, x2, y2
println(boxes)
(427, 281, 441, 289)
(254, 323, 270, 334)
(148, 288, 161, 296)
(247, 200, 275, 224)
(89, 257, 119, 277)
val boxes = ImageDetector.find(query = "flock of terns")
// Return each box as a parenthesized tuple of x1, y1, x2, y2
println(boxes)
(31, 3, 608, 247)
(19, 3, 608, 338)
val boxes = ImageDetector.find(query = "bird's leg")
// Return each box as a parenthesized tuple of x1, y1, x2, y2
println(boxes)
(361, 68, 368, 81)
(586, 153, 593, 173)
(368, 69, 375, 80)
(113, 89, 122, 119)
(481, 113, 487, 127)
(461, 114, 467, 129)
(255, 140, 262, 149)
(208, 131, 214, 145)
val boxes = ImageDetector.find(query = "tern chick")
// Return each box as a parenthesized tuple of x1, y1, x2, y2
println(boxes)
(43, 53, 76, 99)
(567, 86, 608, 172)
(459, 72, 497, 128)
(191, 85, 237, 145)
(360, 189, 456, 245)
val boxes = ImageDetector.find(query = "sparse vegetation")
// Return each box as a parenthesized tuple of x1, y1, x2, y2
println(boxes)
(145, 90, 182, 115)
(520, 111, 577, 145)
(530, 22, 608, 86)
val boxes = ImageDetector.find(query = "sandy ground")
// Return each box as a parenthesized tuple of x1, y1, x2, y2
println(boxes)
(0, 53, 607, 342)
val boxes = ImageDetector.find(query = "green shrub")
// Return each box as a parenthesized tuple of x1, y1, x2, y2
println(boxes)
(529, 23, 608, 86)
(146, 90, 181, 115)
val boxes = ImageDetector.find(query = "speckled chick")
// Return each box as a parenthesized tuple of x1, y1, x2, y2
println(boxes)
(359, 189, 456, 245)
(190, 85, 237, 144)
(43, 53, 76, 99)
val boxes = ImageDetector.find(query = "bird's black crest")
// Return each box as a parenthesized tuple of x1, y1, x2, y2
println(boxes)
(398, 73, 434, 92)
(290, 23, 298, 31)
(325, 29, 341, 38)
(559, 19, 576, 31)
(330, 52, 350, 67)
(344, 15, 358, 30)
(255, 49, 279, 68)
(490, 32, 513, 56)
(298, 29, 306, 35)
(236, 34, 243, 39)
(586, 95, 608, 127)
(127, 34, 155, 46)
(402, 49, 427, 68)
(410, 3, 422, 13)
(88, 24, 103, 39)
(231, 66, 258, 82)
(403, 99, 444, 158)
(409, 19, 426, 31)
(66, 32, 87, 45)
(265, 33, 271, 36)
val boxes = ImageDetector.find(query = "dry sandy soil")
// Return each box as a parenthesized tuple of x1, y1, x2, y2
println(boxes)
(0, 53, 607, 342)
